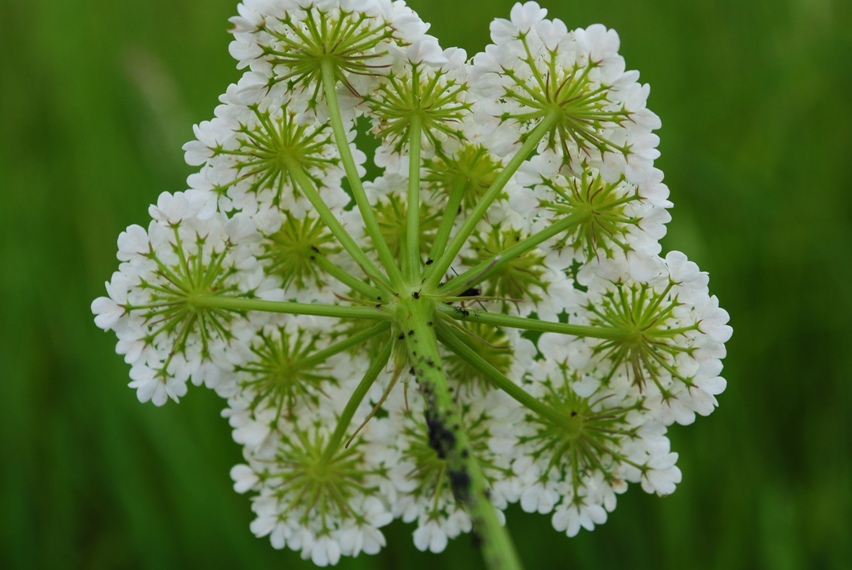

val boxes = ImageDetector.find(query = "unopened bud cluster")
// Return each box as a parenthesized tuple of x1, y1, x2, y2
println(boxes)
(93, 1, 731, 567)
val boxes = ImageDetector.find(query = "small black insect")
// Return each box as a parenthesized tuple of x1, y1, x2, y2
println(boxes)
(459, 287, 481, 298)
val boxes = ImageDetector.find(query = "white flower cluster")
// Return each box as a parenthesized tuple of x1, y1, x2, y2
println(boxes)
(93, 1, 731, 566)
(498, 252, 730, 537)
(91, 193, 272, 405)
(471, 4, 661, 184)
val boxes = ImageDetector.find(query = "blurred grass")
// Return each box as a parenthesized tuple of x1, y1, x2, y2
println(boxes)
(2, 0, 850, 568)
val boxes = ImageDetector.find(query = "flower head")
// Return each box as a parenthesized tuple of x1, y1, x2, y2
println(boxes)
(471, 4, 660, 184)
(94, 1, 730, 566)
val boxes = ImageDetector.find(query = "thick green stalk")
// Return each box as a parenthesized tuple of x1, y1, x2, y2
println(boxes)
(398, 297, 523, 570)
(406, 114, 423, 281)
(321, 60, 404, 288)
(194, 295, 392, 321)
(423, 112, 561, 290)
(437, 303, 623, 340)
(439, 212, 586, 297)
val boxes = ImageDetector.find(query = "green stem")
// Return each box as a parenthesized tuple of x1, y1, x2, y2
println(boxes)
(423, 111, 561, 290)
(194, 295, 393, 321)
(438, 212, 586, 297)
(426, 178, 466, 268)
(398, 298, 523, 570)
(284, 157, 391, 292)
(437, 304, 623, 340)
(406, 113, 423, 281)
(436, 321, 565, 426)
(313, 253, 383, 300)
(321, 60, 404, 288)
(300, 322, 391, 368)
(322, 339, 394, 462)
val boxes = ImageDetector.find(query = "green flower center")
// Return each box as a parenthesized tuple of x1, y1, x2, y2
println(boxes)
(374, 194, 439, 258)
(424, 145, 502, 213)
(526, 371, 639, 489)
(131, 228, 240, 363)
(235, 327, 336, 417)
(587, 282, 699, 392)
(216, 107, 337, 205)
(364, 63, 471, 152)
(260, 214, 340, 289)
(463, 226, 548, 304)
(540, 171, 640, 260)
(261, 7, 396, 96)
(501, 35, 631, 158)
(442, 322, 513, 395)
(271, 426, 375, 528)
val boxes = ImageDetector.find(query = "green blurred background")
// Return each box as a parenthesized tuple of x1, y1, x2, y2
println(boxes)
(2, 0, 850, 568)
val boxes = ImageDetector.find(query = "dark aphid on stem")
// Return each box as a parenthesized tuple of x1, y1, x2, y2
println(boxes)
(460, 287, 482, 298)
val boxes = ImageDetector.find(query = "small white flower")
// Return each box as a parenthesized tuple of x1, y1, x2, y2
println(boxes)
(116, 225, 150, 260)
(413, 520, 449, 553)
(230, 464, 260, 493)
(308, 535, 341, 567)
(149, 191, 190, 226)
(510, 1, 548, 34)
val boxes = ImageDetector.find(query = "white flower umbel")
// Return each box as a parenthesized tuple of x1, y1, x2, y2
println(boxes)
(92, 194, 269, 404)
(511, 341, 682, 536)
(512, 152, 672, 265)
(94, 2, 730, 568)
(363, 42, 472, 158)
(471, 2, 660, 184)
(184, 95, 350, 216)
(235, 414, 392, 566)
(568, 253, 732, 426)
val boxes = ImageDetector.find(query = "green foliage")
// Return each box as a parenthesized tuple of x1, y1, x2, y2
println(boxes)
(2, 0, 850, 568)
